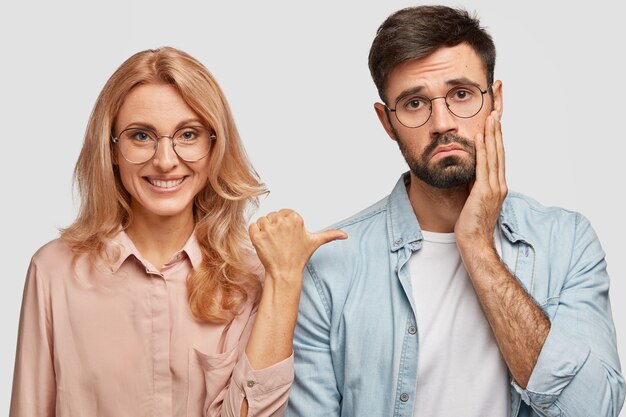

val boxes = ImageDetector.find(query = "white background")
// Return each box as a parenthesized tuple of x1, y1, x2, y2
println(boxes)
(1, 0, 624, 414)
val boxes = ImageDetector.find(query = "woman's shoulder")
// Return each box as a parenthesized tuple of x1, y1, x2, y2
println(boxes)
(23, 238, 79, 291)
(31, 237, 74, 266)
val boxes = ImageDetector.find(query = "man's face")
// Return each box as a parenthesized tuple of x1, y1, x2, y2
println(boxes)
(374, 43, 502, 189)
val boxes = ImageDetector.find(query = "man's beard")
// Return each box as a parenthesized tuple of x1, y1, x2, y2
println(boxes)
(395, 129, 476, 189)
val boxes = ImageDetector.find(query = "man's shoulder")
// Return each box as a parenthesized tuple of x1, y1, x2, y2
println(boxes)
(307, 195, 391, 267)
(503, 191, 589, 244)
(331, 194, 387, 225)
(504, 191, 580, 220)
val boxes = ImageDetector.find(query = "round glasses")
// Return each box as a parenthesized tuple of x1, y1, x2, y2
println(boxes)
(386, 84, 489, 128)
(111, 126, 216, 164)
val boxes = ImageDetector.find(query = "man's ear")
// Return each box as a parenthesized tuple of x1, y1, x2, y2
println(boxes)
(374, 102, 398, 141)
(491, 80, 503, 121)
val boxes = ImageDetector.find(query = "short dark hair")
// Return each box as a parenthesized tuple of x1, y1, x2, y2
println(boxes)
(368, 5, 496, 102)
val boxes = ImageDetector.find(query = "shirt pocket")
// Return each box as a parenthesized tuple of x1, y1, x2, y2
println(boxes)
(187, 346, 239, 417)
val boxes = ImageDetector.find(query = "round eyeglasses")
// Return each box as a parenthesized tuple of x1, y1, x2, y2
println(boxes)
(386, 84, 489, 128)
(111, 126, 216, 164)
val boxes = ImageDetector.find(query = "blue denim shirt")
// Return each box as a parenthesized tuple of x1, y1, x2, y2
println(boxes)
(286, 174, 624, 417)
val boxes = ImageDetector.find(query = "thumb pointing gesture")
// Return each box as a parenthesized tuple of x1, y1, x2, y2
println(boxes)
(249, 209, 348, 280)
(309, 228, 349, 250)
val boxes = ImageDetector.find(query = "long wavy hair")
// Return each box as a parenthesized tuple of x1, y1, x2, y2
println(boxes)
(61, 47, 266, 323)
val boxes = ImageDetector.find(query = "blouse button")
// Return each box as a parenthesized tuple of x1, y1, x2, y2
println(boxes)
(246, 380, 256, 388)
(408, 326, 417, 335)
(400, 393, 409, 402)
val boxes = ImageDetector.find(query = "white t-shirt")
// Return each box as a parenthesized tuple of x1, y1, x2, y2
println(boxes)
(409, 230, 510, 416)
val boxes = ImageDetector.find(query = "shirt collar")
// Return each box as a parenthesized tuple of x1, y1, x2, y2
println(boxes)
(498, 194, 533, 246)
(181, 231, 203, 268)
(108, 230, 203, 273)
(387, 172, 424, 252)
(387, 172, 532, 250)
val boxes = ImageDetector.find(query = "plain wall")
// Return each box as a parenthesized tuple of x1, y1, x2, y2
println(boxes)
(1, 0, 624, 414)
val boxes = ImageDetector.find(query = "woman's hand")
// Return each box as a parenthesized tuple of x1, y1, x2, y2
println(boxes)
(249, 209, 347, 285)
(245, 209, 347, 374)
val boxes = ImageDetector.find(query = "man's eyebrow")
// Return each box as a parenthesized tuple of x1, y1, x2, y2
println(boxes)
(445, 77, 483, 89)
(394, 85, 426, 104)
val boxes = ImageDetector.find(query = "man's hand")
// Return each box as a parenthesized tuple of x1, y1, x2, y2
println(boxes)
(249, 209, 347, 284)
(453, 111, 550, 388)
(455, 110, 507, 251)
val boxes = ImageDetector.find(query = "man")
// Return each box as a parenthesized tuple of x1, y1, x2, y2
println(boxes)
(285, 6, 624, 417)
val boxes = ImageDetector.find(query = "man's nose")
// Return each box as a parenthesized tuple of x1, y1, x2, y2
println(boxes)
(429, 97, 457, 137)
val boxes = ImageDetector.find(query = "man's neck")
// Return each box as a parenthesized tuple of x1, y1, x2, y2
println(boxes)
(406, 172, 470, 233)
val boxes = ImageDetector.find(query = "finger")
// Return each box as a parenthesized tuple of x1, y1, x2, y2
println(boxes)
(248, 223, 261, 240)
(256, 216, 270, 231)
(495, 117, 506, 193)
(279, 208, 304, 227)
(474, 132, 488, 184)
(265, 211, 278, 223)
(311, 229, 348, 249)
(485, 113, 499, 189)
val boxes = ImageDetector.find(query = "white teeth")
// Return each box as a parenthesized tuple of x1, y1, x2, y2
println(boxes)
(148, 178, 184, 188)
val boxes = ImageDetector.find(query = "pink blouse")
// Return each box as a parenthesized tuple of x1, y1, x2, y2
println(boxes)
(10, 232, 293, 417)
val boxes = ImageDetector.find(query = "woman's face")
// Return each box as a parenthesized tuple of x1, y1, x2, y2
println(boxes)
(113, 83, 211, 224)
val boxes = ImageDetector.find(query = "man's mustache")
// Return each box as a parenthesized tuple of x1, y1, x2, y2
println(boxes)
(423, 133, 474, 159)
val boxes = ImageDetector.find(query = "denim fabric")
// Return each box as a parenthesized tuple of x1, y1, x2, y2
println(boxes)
(286, 173, 624, 417)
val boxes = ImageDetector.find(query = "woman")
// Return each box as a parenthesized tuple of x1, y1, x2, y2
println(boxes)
(10, 47, 345, 417)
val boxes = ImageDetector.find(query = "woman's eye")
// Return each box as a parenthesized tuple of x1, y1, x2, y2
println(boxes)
(133, 131, 151, 141)
(181, 131, 196, 141)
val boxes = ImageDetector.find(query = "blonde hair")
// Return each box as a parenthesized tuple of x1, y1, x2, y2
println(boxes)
(61, 47, 266, 323)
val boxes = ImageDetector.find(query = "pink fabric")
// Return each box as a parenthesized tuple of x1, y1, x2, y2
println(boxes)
(10, 232, 293, 417)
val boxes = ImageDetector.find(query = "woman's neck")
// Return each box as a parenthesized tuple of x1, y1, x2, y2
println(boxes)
(125, 206, 196, 270)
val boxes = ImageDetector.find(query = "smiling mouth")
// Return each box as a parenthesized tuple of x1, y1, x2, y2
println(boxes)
(146, 178, 185, 189)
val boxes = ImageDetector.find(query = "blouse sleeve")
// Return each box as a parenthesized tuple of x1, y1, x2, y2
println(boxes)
(204, 308, 294, 417)
(10, 259, 56, 417)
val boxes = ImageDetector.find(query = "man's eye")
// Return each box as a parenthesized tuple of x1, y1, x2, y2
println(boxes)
(404, 97, 428, 111)
(451, 89, 473, 101)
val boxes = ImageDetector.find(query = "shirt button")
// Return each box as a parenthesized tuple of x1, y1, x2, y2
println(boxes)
(395, 238, 403, 245)
(408, 326, 417, 335)
(400, 393, 409, 402)
(246, 380, 256, 388)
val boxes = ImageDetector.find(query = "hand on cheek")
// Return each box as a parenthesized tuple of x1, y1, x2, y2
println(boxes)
(455, 111, 508, 251)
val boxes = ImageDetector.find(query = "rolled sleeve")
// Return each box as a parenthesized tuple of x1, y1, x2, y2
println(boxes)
(513, 214, 625, 417)
(220, 352, 293, 417)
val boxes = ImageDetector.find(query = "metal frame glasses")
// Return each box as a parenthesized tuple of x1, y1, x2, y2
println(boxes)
(385, 84, 489, 128)
(111, 125, 216, 164)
